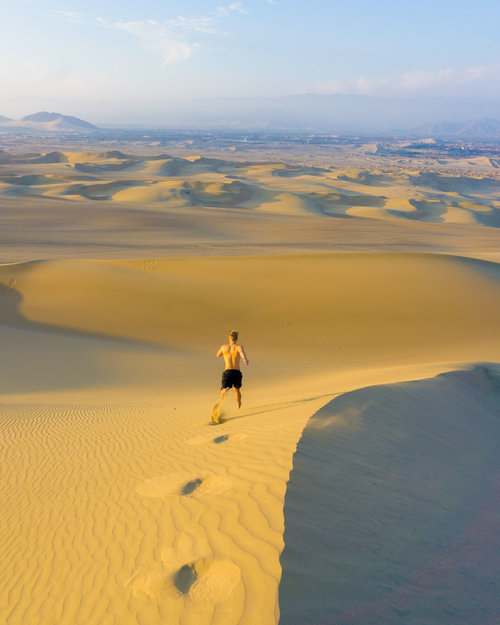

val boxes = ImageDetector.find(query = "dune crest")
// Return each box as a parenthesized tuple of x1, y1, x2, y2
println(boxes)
(279, 365, 500, 625)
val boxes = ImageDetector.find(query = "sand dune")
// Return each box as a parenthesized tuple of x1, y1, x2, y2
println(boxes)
(1, 253, 499, 369)
(279, 364, 500, 625)
(0, 250, 499, 625)
(1, 151, 499, 226)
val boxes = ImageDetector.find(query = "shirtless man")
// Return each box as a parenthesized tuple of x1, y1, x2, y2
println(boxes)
(216, 330, 249, 409)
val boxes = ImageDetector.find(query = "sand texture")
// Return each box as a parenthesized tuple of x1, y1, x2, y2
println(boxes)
(1, 148, 499, 624)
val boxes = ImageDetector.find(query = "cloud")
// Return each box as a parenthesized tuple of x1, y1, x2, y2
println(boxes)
(316, 65, 500, 97)
(119, 20, 199, 65)
(54, 10, 86, 23)
(216, 3, 247, 16)
(105, 19, 206, 65)
(96, 17, 212, 65)
(97, 6, 246, 66)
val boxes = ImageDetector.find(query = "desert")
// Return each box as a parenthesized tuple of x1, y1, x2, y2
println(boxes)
(1, 139, 499, 625)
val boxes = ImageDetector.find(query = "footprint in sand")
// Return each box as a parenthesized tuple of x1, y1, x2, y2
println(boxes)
(175, 558, 241, 604)
(127, 532, 241, 604)
(126, 556, 241, 604)
(213, 432, 247, 444)
(181, 478, 203, 495)
(136, 472, 232, 498)
(186, 432, 247, 446)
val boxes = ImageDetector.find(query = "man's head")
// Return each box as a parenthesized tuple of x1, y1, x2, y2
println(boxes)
(229, 330, 238, 342)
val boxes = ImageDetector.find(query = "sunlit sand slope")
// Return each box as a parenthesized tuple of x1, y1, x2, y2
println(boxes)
(0, 252, 499, 625)
(0, 392, 331, 625)
(279, 365, 500, 625)
(1, 254, 499, 373)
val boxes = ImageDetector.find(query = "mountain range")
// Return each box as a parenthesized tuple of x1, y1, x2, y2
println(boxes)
(122, 94, 500, 136)
(2, 105, 500, 139)
(413, 118, 500, 139)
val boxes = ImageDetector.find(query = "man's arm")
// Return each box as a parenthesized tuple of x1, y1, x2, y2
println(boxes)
(216, 345, 224, 358)
(238, 345, 249, 365)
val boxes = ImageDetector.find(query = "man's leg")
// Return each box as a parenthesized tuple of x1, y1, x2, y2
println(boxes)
(234, 387, 241, 408)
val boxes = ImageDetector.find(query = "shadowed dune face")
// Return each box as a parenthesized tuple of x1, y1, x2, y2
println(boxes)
(0, 280, 176, 394)
(271, 165, 327, 178)
(4, 174, 63, 186)
(279, 365, 500, 625)
(410, 172, 500, 195)
(74, 160, 142, 173)
(389, 199, 449, 223)
(303, 191, 386, 216)
(1, 150, 500, 227)
(337, 171, 394, 186)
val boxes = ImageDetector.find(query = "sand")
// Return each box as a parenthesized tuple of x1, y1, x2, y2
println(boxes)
(1, 149, 499, 625)
(280, 365, 500, 625)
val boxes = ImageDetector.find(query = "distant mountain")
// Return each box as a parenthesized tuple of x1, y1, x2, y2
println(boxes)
(112, 94, 500, 134)
(411, 119, 500, 141)
(20, 111, 98, 130)
(0, 111, 98, 133)
(0, 115, 13, 122)
(412, 118, 500, 139)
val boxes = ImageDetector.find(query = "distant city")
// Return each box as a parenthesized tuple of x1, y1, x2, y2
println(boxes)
(2, 112, 500, 168)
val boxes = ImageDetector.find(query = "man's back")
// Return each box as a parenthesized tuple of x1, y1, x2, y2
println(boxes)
(217, 342, 248, 370)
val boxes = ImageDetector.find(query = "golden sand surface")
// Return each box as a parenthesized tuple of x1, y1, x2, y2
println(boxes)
(0, 148, 499, 624)
(1, 148, 500, 263)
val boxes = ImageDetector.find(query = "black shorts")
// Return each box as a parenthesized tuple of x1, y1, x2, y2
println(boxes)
(221, 369, 243, 389)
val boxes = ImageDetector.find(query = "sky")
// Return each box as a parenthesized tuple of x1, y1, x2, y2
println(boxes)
(2, 0, 500, 124)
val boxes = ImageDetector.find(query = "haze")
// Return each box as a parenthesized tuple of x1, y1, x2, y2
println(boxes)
(2, 0, 500, 128)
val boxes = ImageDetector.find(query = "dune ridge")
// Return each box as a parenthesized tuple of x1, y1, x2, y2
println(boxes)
(279, 364, 500, 625)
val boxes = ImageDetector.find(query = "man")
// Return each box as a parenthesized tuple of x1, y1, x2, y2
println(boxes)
(216, 330, 249, 410)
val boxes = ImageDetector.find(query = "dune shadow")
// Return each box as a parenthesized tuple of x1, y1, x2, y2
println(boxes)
(0, 282, 23, 326)
(279, 364, 500, 625)
(0, 281, 165, 347)
(410, 172, 500, 195)
(0, 282, 165, 394)
(387, 198, 448, 223)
